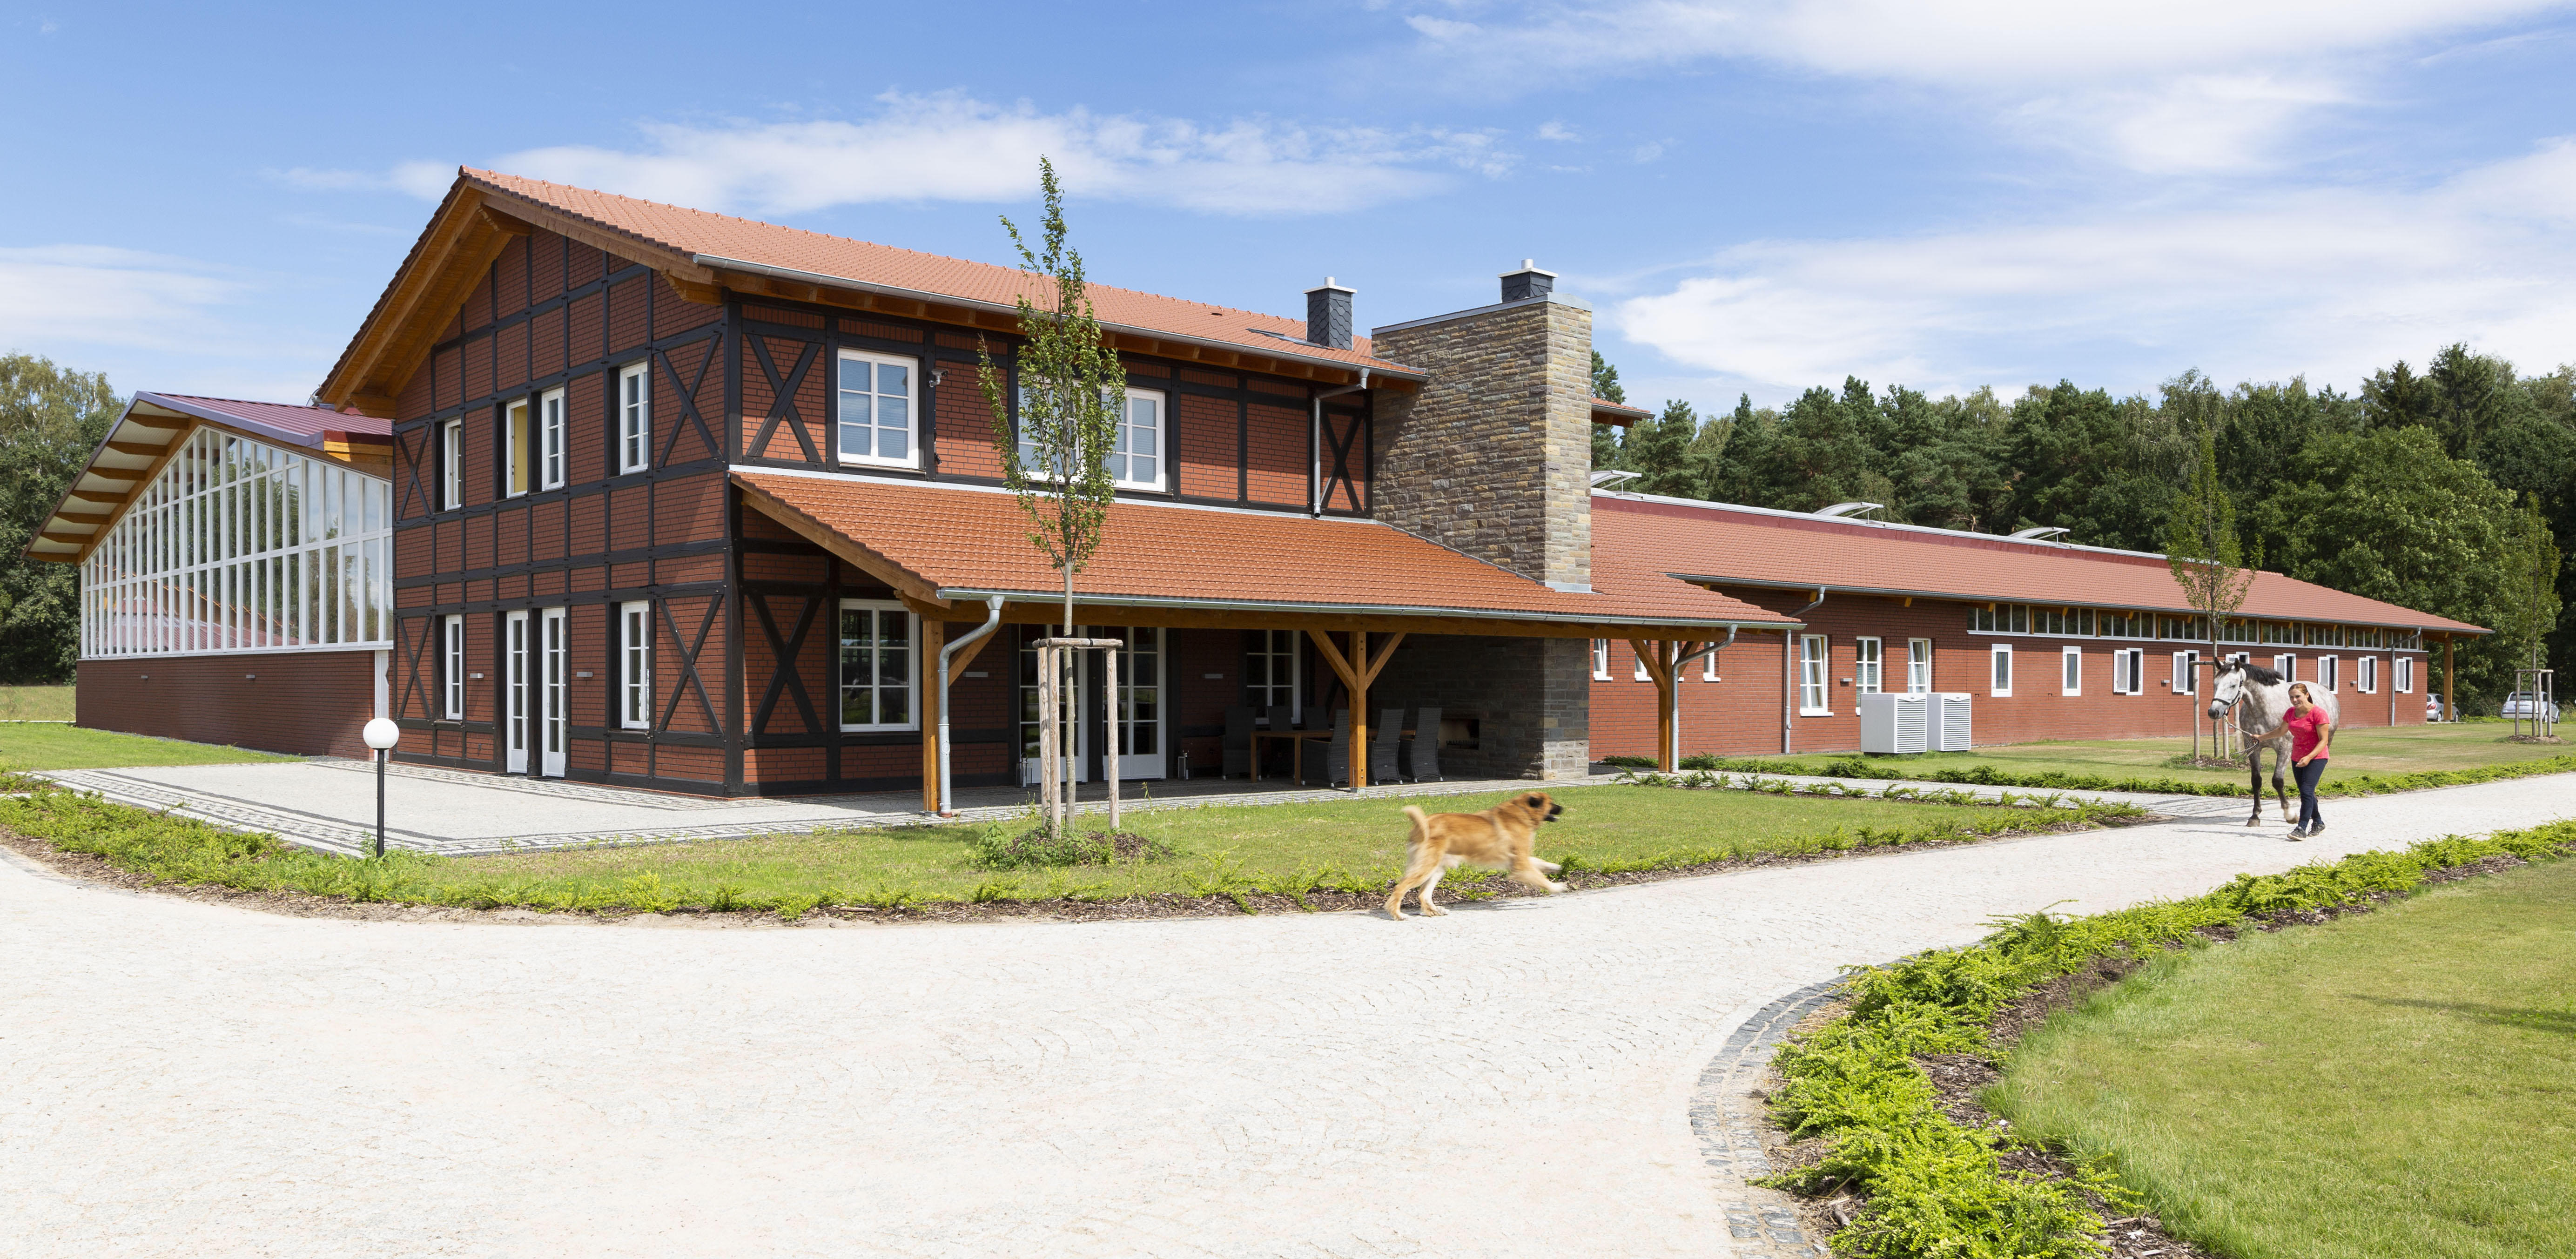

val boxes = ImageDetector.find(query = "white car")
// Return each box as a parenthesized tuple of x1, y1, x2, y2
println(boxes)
(2500, 692, 2561, 721)
(2426, 693, 2444, 721)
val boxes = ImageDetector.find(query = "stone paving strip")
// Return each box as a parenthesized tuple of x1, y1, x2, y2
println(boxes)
(6, 771, 2566, 1258)
(34, 759, 2232, 859)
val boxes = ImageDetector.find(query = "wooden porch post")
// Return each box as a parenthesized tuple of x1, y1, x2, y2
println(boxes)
(1308, 628, 1406, 789)
(1628, 640, 1681, 772)
(919, 617, 946, 811)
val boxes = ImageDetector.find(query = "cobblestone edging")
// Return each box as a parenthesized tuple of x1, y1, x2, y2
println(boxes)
(1693, 979, 1848, 1257)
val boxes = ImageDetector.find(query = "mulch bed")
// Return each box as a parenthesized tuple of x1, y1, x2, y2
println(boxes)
(0, 812, 2143, 929)
(1755, 850, 2539, 1259)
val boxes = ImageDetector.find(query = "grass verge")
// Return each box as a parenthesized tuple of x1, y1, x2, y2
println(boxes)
(1756, 817, 2576, 1258)
(0, 774, 2140, 919)
(1687, 735, 2576, 800)
(1992, 858, 2576, 1259)
(0, 685, 75, 722)
(0, 724, 301, 771)
(1695, 725, 2571, 792)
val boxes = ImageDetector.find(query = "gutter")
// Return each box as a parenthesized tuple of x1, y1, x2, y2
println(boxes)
(691, 254, 1427, 384)
(1784, 587, 1825, 754)
(935, 595, 1007, 817)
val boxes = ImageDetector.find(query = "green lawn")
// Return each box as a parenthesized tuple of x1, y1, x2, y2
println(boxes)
(0, 723, 300, 771)
(0, 777, 2129, 913)
(1731, 723, 2568, 789)
(1992, 858, 2576, 1259)
(0, 684, 75, 721)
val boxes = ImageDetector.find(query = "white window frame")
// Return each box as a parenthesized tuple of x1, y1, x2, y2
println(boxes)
(1990, 644, 2013, 698)
(2396, 656, 2415, 693)
(2061, 645, 2082, 696)
(620, 600, 652, 730)
(2320, 655, 2340, 692)
(1798, 634, 1831, 715)
(618, 361, 651, 474)
(2113, 647, 2144, 695)
(2273, 653, 2296, 682)
(1245, 629, 1302, 720)
(837, 599, 920, 732)
(441, 417, 464, 510)
(1111, 386, 1166, 491)
(2358, 655, 2378, 694)
(838, 349, 920, 470)
(1592, 639, 1612, 681)
(2172, 651, 2195, 695)
(442, 614, 465, 720)
(1702, 646, 1721, 682)
(1854, 636, 1883, 694)
(1907, 638, 1932, 693)
(504, 398, 531, 498)
(538, 386, 566, 490)
(1633, 646, 1652, 682)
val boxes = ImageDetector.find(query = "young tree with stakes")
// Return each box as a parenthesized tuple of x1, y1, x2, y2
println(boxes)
(2505, 491, 2563, 735)
(2166, 426, 2259, 761)
(977, 159, 1126, 837)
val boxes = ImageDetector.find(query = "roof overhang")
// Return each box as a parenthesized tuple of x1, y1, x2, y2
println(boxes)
(924, 586, 1793, 640)
(1680, 574, 2488, 637)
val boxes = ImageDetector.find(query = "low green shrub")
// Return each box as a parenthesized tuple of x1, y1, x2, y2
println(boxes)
(1762, 817, 2576, 1257)
(1679, 750, 2576, 799)
(971, 825, 1181, 869)
(1595, 754, 1660, 768)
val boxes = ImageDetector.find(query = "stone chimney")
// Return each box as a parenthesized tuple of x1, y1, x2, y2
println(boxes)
(1304, 278, 1354, 350)
(1366, 260, 1594, 592)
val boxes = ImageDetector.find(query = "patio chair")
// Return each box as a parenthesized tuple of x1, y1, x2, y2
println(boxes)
(1221, 706, 1255, 778)
(1262, 703, 1298, 775)
(1401, 707, 1443, 782)
(1369, 708, 1403, 783)
(1301, 711, 1353, 788)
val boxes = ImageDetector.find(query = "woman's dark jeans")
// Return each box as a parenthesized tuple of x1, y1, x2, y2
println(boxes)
(2294, 759, 2327, 828)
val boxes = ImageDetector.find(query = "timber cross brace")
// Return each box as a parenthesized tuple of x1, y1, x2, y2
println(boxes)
(1306, 628, 1406, 788)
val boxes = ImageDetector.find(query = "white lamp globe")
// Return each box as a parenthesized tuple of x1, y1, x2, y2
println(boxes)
(362, 718, 402, 751)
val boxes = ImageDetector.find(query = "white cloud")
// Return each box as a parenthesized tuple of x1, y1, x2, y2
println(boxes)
(483, 93, 1507, 218)
(1537, 120, 1580, 141)
(0, 246, 247, 354)
(1405, 1, 2576, 171)
(1612, 139, 2576, 400)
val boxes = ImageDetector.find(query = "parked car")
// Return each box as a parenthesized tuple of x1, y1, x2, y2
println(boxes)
(2500, 692, 2560, 721)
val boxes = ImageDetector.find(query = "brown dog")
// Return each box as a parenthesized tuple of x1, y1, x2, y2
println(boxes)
(1384, 791, 1567, 921)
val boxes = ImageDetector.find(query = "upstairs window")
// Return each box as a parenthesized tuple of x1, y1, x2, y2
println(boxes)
(619, 362, 651, 474)
(538, 387, 567, 489)
(1111, 388, 1165, 490)
(505, 399, 531, 497)
(441, 417, 464, 509)
(838, 350, 916, 468)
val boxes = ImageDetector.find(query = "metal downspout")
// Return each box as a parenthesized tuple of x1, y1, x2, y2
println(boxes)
(1308, 369, 1369, 517)
(936, 595, 1007, 816)
(1784, 588, 1825, 754)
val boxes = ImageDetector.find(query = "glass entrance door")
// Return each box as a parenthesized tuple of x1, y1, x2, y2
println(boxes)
(504, 610, 529, 773)
(1114, 626, 1165, 781)
(540, 607, 567, 778)
(1018, 628, 1086, 786)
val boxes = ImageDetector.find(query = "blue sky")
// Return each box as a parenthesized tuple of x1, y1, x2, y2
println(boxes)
(6, 1, 2575, 414)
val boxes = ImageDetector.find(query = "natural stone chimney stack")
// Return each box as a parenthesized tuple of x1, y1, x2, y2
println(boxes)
(1304, 277, 1355, 350)
(1368, 260, 1594, 593)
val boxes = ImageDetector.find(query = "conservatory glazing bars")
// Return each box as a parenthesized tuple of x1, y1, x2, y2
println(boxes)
(81, 426, 393, 657)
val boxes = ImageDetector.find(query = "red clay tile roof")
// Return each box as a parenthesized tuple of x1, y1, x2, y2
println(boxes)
(1599, 495, 2487, 634)
(734, 471, 1792, 630)
(1591, 397, 1650, 416)
(464, 169, 1418, 379)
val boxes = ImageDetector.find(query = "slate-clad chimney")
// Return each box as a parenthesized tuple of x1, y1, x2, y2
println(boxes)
(1500, 259, 1556, 303)
(1305, 277, 1355, 350)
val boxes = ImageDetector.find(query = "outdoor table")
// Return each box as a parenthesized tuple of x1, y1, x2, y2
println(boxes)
(1249, 727, 1412, 782)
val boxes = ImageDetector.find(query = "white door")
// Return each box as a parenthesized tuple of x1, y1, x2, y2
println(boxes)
(540, 607, 567, 778)
(504, 610, 529, 773)
(1019, 630, 1088, 785)
(1115, 626, 1167, 781)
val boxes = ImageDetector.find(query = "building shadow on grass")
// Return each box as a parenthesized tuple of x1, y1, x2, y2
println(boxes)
(2344, 994, 2576, 1035)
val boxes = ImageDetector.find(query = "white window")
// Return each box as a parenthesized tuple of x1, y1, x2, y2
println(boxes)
(620, 600, 652, 729)
(1634, 645, 1652, 682)
(618, 362, 651, 474)
(2172, 651, 2196, 694)
(2113, 648, 2144, 695)
(2320, 655, 2340, 692)
(838, 350, 917, 468)
(441, 417, 464, 509)
(442, 614, 465, 720)
(2273, 653, 2296, 682)
(2061, 646, 2082, 696)
(1702, 646, 1721, 682)
(2358, 655, 2378, 693)
(1853, 636, 1882, 693)
(1798, 634, 1830, 715)
(2397, 657, 2415, 693)
(837, 600, 917, 731)
(1990, 644, 2013, 697)
(1111, 387, 1165, 491)
(1592, 639, 1612, 680)
(538, 386, 566, 489)
(1245, 629, 1301, 718)
(505, 398, 531, 497)
(1907, 638, 1932, 693)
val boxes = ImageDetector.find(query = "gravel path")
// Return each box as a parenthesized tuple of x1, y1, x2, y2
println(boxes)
(6, 775, 2568, 1259)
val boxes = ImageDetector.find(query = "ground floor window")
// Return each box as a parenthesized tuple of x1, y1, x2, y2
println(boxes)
(442, 614, 464, 720)
(2061, 646, 2082, 696)
(1702, 643, 1722, 681)
(1854, 636, 1882, 693)
(1907, 638, 1931, 693)
(621, 601, 652, 729)
(1591, 639, 1611, 680)
(2397, 657, 2415, 693)
(1798, 634, 1830, 714)
(2358, 655, 2378, 693)
(837, 600, 916, 731)
(2172, 650, 2195, 694)
(2320, 655, 2341, 692)
(1633, 644, 1653, 682)
(1990, 644, 2012, 697)
(2113, 647, 2143, 695)
(1245, 629, 1300, 718)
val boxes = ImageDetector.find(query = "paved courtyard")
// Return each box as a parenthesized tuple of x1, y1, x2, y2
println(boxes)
(5, 774, 2568, 1259)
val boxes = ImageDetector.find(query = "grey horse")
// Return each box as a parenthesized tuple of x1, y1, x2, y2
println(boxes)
(2207, 660, 2340, 828)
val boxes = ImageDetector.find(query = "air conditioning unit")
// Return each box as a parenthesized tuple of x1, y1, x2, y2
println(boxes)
(1929, 693, 1973, 751)
(1859, 692, 1930, 754)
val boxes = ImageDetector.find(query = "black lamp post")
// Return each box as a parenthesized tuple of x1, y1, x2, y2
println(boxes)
(361, 718, 400, 859)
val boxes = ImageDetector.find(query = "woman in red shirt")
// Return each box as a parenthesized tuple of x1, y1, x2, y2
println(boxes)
(2254, 682, 2335, 839)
